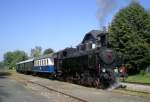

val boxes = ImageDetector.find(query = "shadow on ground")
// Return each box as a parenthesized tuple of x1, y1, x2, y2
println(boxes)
(0, 71, 12, 102)
(0, 71, 11, 78)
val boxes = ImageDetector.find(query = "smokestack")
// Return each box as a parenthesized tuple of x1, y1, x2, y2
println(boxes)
(96, 0, 116, 28)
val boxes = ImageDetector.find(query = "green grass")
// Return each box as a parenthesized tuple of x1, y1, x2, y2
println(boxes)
(125, 74, 150, 84)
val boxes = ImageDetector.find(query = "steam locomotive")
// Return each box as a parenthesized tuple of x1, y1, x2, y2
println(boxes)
(53, 30, 118, 88)
(16, 30, 118, 89)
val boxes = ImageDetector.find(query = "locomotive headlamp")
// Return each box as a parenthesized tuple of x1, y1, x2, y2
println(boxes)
(102, 69, 106, 72)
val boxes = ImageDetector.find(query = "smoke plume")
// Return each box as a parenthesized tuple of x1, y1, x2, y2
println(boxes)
(96, 0, 139, 28)
(96, 0, 116, 27)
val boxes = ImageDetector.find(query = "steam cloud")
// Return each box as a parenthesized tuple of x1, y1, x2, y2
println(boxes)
(96, 0, 116, 27)
(96, 0, 139, 28)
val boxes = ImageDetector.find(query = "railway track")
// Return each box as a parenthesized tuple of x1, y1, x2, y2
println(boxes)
(8, 71, 150, 102)
(11, 74, 87, 102)
(27, 80, 87, 102)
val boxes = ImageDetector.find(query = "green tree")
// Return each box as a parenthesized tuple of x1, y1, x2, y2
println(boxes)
(0, 61, 4, 69)
(43, 48, 54, 55)
(4, 51, 28, 69)
(108, 2, 150, 73)
(30, 46, 42, 57)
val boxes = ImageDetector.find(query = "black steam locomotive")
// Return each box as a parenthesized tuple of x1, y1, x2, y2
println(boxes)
(54, 30, 118, 88)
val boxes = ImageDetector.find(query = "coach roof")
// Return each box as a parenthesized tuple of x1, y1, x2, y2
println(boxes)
(16, 58, 34, 65)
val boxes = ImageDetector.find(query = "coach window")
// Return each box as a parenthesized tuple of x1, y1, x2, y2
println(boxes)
(44, 59, 46, 66)
(40, 60, 42, 66)
(42, 60, 44, 66)
(45, 59, 47, 66)
(41, 60, 43, 66)
(34, 61, 36, 66)
(47, 59, 49, 65)
(47, 59, 48, 65)
(37, 60, 38, 66)
(35, 61, 37, 66)
(39, 60, 41, 66)
(39, 60, 40, 66)
(42, 59, 44, 66)
(34, 61, 35, 66)
(45, 59, 47, 65)
(43, 59, 45, 66)
(37, 60, 39, 66)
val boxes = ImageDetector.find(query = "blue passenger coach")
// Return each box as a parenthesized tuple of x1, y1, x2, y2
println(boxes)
(33, 55, 55, 73)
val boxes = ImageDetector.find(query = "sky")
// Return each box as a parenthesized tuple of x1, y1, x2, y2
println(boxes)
(0, 0, 150, 61)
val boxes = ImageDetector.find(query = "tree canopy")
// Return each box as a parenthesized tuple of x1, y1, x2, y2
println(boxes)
(0, 62, 4, 69)
(30, 46, 42, 57)
(108, 2, 150, 73)
(3, 50, 28, 69)
(43, 48, 54, 55)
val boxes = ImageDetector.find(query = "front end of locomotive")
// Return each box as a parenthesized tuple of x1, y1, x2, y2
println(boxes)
(98, 48, 117, 89)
